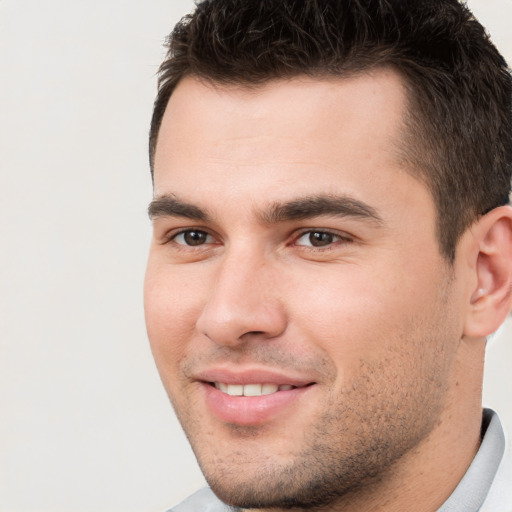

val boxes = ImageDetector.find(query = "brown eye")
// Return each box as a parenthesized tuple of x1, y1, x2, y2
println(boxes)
(174, 230, 212, 246)
(309, 232, 334, 246)
(296, 231, 340, 247)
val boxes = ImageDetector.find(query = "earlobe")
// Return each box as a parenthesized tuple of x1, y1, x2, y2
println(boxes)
(464, 206, 512, 338)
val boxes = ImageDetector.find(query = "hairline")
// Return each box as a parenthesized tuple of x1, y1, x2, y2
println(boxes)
(150, 66, 463, 264)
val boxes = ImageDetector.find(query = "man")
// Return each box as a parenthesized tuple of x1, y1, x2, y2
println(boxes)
(144, 0, 512, 510)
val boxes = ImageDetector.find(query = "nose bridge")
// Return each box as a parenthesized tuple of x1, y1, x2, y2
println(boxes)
(196, 246, 285, 345)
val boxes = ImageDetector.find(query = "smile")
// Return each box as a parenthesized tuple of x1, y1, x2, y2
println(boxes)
(213, 382, 295, 396)
(204, 381, 314, 425)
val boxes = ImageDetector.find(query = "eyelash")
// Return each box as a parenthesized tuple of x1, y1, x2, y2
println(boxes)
(292, 229, 352, 249)
(164, 228, 352, 250)
(164, 228, 216, 248)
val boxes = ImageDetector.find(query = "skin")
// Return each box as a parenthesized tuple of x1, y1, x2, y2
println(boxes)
(144, 71, 502, 511)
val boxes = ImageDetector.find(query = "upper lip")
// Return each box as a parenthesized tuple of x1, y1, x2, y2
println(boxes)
(194, 367, 315, 387)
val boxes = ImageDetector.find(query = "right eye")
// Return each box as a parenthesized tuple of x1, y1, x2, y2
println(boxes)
(172, 230, 214, 246)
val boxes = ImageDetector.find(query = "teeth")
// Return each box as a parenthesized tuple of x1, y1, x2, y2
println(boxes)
(262, 384, 279, 395)
(226, 384, 243, 396)
(243, 384, 262, 396)
(217, 382, 229, 393)
(214, 383, 295, 396)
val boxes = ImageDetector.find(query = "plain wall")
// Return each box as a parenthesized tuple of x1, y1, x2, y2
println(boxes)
(0, 1, 511, 511)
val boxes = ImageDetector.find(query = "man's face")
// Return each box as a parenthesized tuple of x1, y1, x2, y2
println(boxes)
(145, 72, 466, 509)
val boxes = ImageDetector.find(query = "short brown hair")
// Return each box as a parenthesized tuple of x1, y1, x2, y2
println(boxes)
(149, 0, 512, 261)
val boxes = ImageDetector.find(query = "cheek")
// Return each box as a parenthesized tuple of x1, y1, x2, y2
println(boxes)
(285, 260, 445, 373)
(144, 261, 206, 370)
(289, 264, 397, 331)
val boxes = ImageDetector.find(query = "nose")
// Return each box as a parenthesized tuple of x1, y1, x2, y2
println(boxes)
(196, 251, 287, 347)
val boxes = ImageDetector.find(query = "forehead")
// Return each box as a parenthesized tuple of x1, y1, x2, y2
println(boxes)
(153, 71, 430, 221)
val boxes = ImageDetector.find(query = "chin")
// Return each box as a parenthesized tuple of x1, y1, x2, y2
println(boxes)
(195, 443, 390, 511)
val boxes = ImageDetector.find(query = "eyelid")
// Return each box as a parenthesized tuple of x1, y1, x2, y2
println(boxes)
(291, 228, 354, 247)
(162, 227, 218, 246)
(158, 225, 354, 249)
(175, 231, 214, 246)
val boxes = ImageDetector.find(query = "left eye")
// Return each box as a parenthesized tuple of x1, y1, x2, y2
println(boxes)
(295, 231, 342, 247)
(172, 230, 214, 246)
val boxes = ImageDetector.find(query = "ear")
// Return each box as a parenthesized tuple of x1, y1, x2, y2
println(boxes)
(463, 205, 512, 338)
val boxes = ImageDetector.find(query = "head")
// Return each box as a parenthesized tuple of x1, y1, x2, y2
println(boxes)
(145, 1, 512, 510)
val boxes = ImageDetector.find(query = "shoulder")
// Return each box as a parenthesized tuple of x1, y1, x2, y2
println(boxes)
(167, 487, 233, 512)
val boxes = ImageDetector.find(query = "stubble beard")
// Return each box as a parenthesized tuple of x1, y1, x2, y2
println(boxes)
(171, 280, 457, 511)
(184, 353, 451, 511)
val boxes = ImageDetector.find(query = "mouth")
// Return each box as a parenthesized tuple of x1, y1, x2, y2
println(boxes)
(200, 377, 316, 425)
(211, 382, 298, 396)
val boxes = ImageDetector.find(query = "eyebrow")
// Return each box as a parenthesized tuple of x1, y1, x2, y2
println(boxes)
(148, 193, 383, 225)
(261, 195, 383, 225)
(148, 194, 210, 221)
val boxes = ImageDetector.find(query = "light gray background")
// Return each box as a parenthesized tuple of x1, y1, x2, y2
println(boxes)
(0, 1, 511, 511)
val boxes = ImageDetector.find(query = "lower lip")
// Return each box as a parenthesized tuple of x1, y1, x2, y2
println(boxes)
(202, 383, 312, 425)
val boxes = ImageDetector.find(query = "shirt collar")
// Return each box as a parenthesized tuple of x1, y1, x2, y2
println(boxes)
(437, 408, 505, 512)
